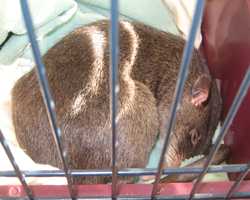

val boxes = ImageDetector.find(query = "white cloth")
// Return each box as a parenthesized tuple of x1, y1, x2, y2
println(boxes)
(162, 0, 202, 48)
(0, 29, 8, 45)
(76, 0, 179, 33)
(0, 0, 77, 34)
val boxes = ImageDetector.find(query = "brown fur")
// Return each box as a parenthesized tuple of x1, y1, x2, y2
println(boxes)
(11, 20, 221, 184)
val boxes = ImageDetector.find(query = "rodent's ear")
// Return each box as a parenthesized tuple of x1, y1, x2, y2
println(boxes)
(191, 74, 211, 106)
(189, 128, 201, 146)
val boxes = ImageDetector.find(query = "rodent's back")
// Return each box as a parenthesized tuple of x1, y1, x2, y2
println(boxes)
(11, 20, 160, 183)
(11, 20, 220, 183)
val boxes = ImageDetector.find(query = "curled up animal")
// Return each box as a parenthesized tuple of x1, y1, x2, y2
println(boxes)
(11, 20, 229, 184)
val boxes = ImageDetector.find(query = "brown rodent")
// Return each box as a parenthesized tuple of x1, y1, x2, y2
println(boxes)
(11, 20, 222, 184)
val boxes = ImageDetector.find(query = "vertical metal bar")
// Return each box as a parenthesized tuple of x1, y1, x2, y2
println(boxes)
(189, 67, 250, 200)
(150, 1, 205, 199)
(110, 0, 119, 199)
(0, 130, 34, 200)
(19, 1, 75, 199)
(226, 162, 250, 199)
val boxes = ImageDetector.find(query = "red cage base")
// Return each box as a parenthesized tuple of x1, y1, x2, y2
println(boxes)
(1, 181, 250, 199)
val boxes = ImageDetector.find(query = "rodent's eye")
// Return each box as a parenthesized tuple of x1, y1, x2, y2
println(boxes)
(189, 128, 201, 146)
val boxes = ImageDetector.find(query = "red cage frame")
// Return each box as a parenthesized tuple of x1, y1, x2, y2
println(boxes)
(1, 181, 250, 199)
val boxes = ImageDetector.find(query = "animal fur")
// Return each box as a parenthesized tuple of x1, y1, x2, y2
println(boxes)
(11, 20, 222, 184)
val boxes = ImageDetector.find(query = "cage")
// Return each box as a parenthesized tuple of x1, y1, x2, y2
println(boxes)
(0, 0, 250, 199)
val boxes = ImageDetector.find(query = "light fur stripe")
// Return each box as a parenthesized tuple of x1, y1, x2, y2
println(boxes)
(72, 27, 106, 116)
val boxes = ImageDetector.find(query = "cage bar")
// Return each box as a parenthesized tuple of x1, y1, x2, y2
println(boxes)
(226, 161, 250, 198)
(0, 164, 249, 178)
(0, 130, 34, 200)
(189, 67, 250, 200)
(19, 0, 75, 199)
(225, 68, 250, 198)
(110, 0, 119, 199)
(151, 0, 205, 198)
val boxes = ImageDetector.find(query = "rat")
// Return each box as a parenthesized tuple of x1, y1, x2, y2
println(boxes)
(11, 20, 226, 184)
